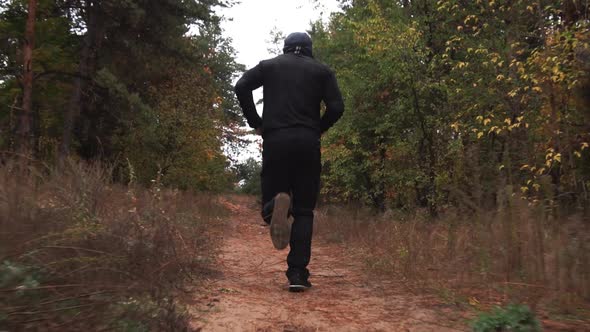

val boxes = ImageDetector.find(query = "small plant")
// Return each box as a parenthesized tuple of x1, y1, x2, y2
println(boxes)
(471, 304, 542, 332)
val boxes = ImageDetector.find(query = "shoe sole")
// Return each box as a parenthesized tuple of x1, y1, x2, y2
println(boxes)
(288, 285, 310, 293)
(270, 193, 290, 250)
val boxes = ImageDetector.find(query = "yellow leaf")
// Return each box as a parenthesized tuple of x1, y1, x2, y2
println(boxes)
(574, 151, 582, 158)
(496, 74, 505, 81)
(477, 132, 484, 139)
(520, 164, 529, 170)
(537, 167, 545, 175)
(533, 183, 541, 191)
(504, 118, 512, 125)
(483, 118, 491, 126)
(582, 142, 589, 150)
(499, 164, 505, 170)
(476, 115, 484, 122)
(545, 159, 552, 167)
(554, 153, 561, 162)
(520, 186, 529, 194)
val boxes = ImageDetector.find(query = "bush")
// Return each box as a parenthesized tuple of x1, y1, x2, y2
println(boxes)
(234, 157, 262, 195)
(0, 160, 223, 330)
(471, 304, 541, 332)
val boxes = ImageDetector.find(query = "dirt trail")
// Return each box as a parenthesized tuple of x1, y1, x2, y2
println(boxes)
(190, 195, 466, 331)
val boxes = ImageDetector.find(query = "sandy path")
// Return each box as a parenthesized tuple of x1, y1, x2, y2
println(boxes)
(189, 195, 467, 331)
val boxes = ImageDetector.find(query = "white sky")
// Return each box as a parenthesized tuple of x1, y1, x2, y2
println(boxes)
(219, 0, 340, 69)
(217, 0, 341, 163)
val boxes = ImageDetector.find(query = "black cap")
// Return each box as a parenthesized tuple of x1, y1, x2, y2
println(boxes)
(283, 32, 313, 57)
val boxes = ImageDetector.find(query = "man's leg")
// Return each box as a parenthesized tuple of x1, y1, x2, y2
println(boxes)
(260, 134, 290, 224)
(287, 209, 314, 281)
(286, 133, 321, 287)
(259, 132, 293, 249)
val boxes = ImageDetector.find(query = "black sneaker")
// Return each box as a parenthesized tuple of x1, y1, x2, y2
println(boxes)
(261, 199, 273, 226)
(288, 273, 312, 293)
(270, 193, 291, 250)
(262, 197, 293, 226)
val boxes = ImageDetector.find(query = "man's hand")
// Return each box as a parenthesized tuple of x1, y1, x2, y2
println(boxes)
(255, 127, 263, 136)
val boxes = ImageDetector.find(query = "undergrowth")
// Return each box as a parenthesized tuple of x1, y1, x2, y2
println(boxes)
(316, 191, 590, 328)
(0, 160, 224, 331)
(471, 304, 541, 332)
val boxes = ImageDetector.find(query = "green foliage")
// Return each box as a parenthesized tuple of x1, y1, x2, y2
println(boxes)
(0, 261, 41, 295)
(472, 304, 542, 332)
(235, 157, 262, 195)
(312, 0, 590, 214)
(0, 0, 241, 192)
(119, 63, 233, 192)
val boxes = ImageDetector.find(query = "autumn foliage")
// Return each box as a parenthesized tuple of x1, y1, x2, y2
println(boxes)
(312, 0, 590, 215)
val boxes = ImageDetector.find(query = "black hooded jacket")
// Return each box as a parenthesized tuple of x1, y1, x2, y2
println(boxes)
(234, 33, 344, 136)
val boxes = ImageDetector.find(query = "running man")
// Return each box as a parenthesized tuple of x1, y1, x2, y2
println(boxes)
(234, 32, 344, 292)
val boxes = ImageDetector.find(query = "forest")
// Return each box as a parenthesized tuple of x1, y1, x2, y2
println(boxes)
(1, 0, 589, 330)
(313, 0, 589, 215)
(0, 0, 243, 190)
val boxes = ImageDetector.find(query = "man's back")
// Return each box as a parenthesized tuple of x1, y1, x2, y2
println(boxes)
(258, 53, 330, 134)
(234, 40, 343, 136)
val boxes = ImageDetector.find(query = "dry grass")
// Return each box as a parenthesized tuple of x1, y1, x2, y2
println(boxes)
(0, 160, 225, 331)
(316, 192, 590, 326)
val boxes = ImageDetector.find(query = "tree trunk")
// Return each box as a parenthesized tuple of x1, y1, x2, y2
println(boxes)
(16, 0, 37, 153)
(59, 0, 102, 164)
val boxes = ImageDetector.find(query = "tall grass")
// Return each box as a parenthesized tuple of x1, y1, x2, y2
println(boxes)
(0, 160, 223, 330)
(316, 186, 590, 321)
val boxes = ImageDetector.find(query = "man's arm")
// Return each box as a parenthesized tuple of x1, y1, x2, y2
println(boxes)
(234, 63, 264, 130)
(320, 70, 344, 134)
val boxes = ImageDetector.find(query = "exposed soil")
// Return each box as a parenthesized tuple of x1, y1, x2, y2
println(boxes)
(189, 195, 469, 331)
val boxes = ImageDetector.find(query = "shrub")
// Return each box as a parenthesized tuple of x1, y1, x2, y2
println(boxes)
(471, 304, 541, 332)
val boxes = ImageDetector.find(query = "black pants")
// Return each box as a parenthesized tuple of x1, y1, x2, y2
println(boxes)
(261, 127, 321, 279)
